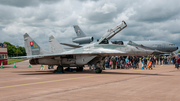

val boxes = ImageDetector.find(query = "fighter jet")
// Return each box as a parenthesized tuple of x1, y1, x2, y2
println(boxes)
(61, 25, 178, 53)
(21, 21, 158, 73)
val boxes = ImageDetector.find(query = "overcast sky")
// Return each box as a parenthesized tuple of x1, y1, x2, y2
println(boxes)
(0, 0, 180, 51)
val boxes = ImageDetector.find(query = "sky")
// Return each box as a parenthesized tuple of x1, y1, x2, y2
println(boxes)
(0, 0, 180, 51)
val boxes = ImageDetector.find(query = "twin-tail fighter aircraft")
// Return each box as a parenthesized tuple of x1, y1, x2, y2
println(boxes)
(22, 21, 159, 73)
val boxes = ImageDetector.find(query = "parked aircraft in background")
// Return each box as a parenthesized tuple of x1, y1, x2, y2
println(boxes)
(60, 25, 93, 48)
(112, 40, 178, 53)
(61, 25, 178, 53)
(72, 25, 94, 44)
(20, 21, 161, 73)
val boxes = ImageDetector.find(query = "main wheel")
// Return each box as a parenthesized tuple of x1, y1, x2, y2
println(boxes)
(55, 66, 64, 73)
(95, 68, 102, 73)
(77, 67, 83, 71)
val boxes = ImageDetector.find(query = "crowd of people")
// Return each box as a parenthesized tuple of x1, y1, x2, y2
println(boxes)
(103, 55, 180, 70)
(104, 56, 140, 69)
(0, 43, 6, 48)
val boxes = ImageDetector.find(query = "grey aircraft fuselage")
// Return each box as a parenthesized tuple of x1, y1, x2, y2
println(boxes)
(122, 40, 178, 52)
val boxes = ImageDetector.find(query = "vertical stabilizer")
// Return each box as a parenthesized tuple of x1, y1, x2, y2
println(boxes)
(24, 33, 50, 56)
(73, 25, 86, 37)
(49, 35, 66, 53)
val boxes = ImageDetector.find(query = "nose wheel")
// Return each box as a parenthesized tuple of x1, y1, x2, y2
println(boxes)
(95, 67, 102, 73)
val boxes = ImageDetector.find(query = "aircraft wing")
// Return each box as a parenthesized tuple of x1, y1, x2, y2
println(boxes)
(60, 43, 82, 48)
(98, 21, 127, 44)
(12, 48, 126, 59)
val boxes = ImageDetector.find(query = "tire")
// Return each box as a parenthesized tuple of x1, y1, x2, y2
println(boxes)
(56, 66, 64, 73)
(77, 67, 83, 71)
(95, 68, 102, 73)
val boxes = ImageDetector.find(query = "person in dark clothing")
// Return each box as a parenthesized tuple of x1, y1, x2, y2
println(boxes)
(160, 56, 163, 65)
(156, 56, 159, 65)
(0, 43, 3, 47)
(144, 58, 148, 68)
(172, 56, 176, 65)
(105, 57, 109, 68)
(128, 56, 133, 66)
(176, 57, 180, 69)
(132, 56, 139, 69)
(150, 56, 155, 67)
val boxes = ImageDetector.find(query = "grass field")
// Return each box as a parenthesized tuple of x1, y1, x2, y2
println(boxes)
(8, 59, 26, 64)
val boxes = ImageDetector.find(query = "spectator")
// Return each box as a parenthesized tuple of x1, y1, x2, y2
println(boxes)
(0, 43, 3, 47)
(150, 56, 155, 67)
(167, 56, 170, 64)
(132, 56, 137, 69)
(154, 56, 156, 65)
(109, 60, 112, 69)
(172, 56, 176, 65)
(156, 56, 159, 65)
(105, 57, 109, 69)
(111, 56, 116, 69)
(125, 56, 129, 64)
(144, 57, 148, 68)
(176, 57, 180, 69)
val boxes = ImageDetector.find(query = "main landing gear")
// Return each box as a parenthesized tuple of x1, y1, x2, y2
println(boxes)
(95, 67, 102, 73)
(54, 65, 102, 73)
(54, 65, 64, 73)
(64, 66, 84, 72)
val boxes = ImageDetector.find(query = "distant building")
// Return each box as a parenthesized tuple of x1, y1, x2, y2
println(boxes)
(0, 43, 8, 65)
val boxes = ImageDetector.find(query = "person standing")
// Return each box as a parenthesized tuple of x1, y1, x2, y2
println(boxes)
(160, 56, 162, 65)
(156, 56, 159, 65)
(105, 57, 109, 69)
(109, 59, 113, 69)
(132, 56, 137, 69)
(172, 56, 176, 65)
(111, 56, 116, 69)
(154, 56, 156, 65)
(150, 56, 155, 67)
(144, 57, 148, 68)
(167, 56, 170, 64)
(176, 57, 180, 69)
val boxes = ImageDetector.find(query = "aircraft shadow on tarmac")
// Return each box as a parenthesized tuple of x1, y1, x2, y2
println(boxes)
(16, 70, 172, 76)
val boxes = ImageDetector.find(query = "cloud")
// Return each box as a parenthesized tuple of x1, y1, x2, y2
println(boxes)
(94, 3, 117, 14)
(0, 0, 62, 7)
(0, 0, 180, 51)
(130, 0, 180, 22)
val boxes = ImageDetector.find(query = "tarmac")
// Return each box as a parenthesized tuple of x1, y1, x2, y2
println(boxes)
(0, 60, 180, 101)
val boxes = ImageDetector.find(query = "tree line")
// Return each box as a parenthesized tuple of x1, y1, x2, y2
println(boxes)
(3, 42, 26, 57)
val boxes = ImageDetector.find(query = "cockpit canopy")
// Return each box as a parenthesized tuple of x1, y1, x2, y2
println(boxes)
(111, 41, 124, 45)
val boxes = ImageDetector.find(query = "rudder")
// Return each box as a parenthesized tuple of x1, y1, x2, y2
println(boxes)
(49, 35, 66, 53)
(24, 33, 50, 56)
(73, 25, 86, 37)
